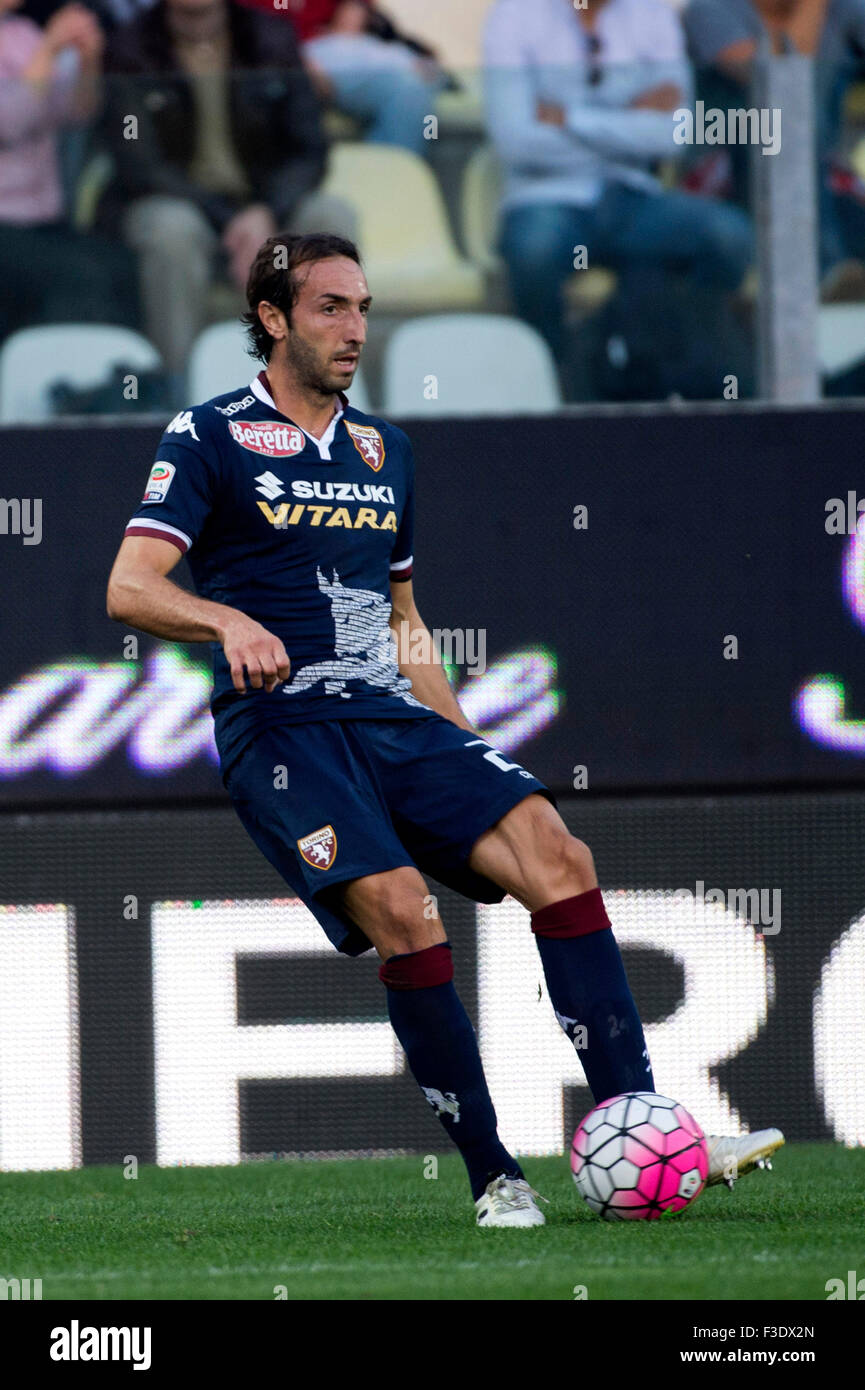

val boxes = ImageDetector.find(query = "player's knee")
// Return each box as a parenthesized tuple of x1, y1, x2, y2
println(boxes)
(544, 828, 597, 893)
(376, 886, 438, 954)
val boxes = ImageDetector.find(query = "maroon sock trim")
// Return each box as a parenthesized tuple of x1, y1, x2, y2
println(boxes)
(378, 942, 454, 990)
(530, 887, 611, 940)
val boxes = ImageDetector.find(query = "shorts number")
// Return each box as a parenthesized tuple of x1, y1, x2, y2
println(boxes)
(464, 738, 523, 773)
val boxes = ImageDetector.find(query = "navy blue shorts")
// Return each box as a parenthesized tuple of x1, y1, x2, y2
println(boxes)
(223, 715, 551, 956)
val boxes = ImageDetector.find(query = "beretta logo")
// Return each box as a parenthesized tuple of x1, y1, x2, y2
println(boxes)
(297, 825, 337, 870)
(229, 420, 305, 458)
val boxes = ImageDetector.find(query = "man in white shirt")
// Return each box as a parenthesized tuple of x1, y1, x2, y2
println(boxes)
(484, 0, 753, 380)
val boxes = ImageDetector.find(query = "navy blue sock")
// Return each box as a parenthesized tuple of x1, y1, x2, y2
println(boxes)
(532, 890, 655, 1102)
(380, 942, 523, 1200)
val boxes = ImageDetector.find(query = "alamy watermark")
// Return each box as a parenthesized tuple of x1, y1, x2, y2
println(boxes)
(390, 621, 487, 675)
(0, 1276, 42, 1300)
(0, 497, 42, 545)
(674, 102, 782, 157)
(674, 881, 781, 935)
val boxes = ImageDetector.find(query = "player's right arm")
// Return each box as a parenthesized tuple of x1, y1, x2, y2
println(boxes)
(106, 535, 291, 694)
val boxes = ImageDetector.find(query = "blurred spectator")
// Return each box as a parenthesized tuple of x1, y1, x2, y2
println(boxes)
(19, 0, 80, 24)
(484, 0, 754, 396)
(235, 0, 446, 154)
(21, 0, 152, 27)
(100, 0, 354, 386)
(684, 0, 865, 296)
(0, 0, 137, 342)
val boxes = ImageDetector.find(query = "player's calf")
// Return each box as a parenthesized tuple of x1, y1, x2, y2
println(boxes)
(337, 867, 523, 1211)
(472, 799, 653, 1102)
(375, 936, 525, 1211)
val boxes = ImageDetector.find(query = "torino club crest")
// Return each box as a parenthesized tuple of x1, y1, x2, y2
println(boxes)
(345, 421, 385, 471)
(297, 825, 337, 870)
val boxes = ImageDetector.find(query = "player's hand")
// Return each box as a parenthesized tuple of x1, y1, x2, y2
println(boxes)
(219, 614, 291, 694)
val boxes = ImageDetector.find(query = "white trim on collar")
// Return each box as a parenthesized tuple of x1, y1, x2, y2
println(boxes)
(248, 376, 344, 461)
(250, 375, 276, 410)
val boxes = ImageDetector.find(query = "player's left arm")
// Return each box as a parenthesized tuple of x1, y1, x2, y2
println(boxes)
(389, 578, 477, 733)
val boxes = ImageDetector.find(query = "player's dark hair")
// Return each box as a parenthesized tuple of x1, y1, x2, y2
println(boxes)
(241, 233, 363, 362)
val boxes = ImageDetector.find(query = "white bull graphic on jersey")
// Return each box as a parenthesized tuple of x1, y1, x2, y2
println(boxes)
(284, 567, 421, 701)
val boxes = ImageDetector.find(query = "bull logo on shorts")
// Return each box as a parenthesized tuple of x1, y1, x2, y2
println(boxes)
(345, 420, 385, 472)
(421, 1086, 461, 1123)
(297, 825, 337, 870)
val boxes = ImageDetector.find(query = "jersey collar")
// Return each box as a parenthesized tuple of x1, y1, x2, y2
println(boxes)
(250, 370, 348, 461)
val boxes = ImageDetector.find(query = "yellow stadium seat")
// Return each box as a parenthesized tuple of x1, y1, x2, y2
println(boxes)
(436, 71, 485, 135)
(461, 143, 504, 275)
(845, 80, 865, 123)
(320, 143, 485, 312)
(851, 135, 865, 182)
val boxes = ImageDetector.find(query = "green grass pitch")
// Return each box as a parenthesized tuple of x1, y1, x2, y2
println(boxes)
(2, 1144, 863, 1301)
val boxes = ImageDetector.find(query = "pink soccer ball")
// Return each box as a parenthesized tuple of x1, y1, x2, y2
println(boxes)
(571, 1091, 708, 1220)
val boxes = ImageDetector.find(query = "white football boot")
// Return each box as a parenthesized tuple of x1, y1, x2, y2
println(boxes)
(705, 1128, 785, 1189)
(475, 1175, 548, 1228)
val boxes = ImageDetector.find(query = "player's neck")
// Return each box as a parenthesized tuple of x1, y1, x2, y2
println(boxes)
(260, 368, 342, 440)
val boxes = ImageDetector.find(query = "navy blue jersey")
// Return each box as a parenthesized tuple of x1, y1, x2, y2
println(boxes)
(125, 370, 437, 771)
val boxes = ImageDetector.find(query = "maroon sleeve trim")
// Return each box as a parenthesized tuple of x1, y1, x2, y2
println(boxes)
(124, 525, 189, 555)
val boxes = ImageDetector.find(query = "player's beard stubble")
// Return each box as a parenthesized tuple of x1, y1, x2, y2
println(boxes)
(278, 324, 358, 400)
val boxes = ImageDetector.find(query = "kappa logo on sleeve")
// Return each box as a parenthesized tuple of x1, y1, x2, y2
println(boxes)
(345, 421, 386, 472)
(165, 410, 199, 441)
(297, 825, 337, 870)
(142, 461, 176, 503)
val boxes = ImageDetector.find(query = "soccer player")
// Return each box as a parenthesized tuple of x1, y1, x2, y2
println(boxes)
(107, 234, 783, 1226)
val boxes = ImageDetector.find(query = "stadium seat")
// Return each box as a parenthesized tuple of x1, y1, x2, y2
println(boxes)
(72, 151, 115, 232)
(436, 71, 485, 136)
(188, 320, 374, 413)
(0, 324, 162, 422)
(320, 143, 484, 312)
(818, 304, 865, 376)
(381, 313, 561, 416)
(461, 144, 504, 276)
(323, 109, 361, 142)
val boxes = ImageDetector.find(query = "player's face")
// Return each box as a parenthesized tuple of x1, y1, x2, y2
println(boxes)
(283, 257, 372, 396)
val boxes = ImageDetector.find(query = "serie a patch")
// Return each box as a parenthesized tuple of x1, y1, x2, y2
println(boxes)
(142, 461, 175, 503)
